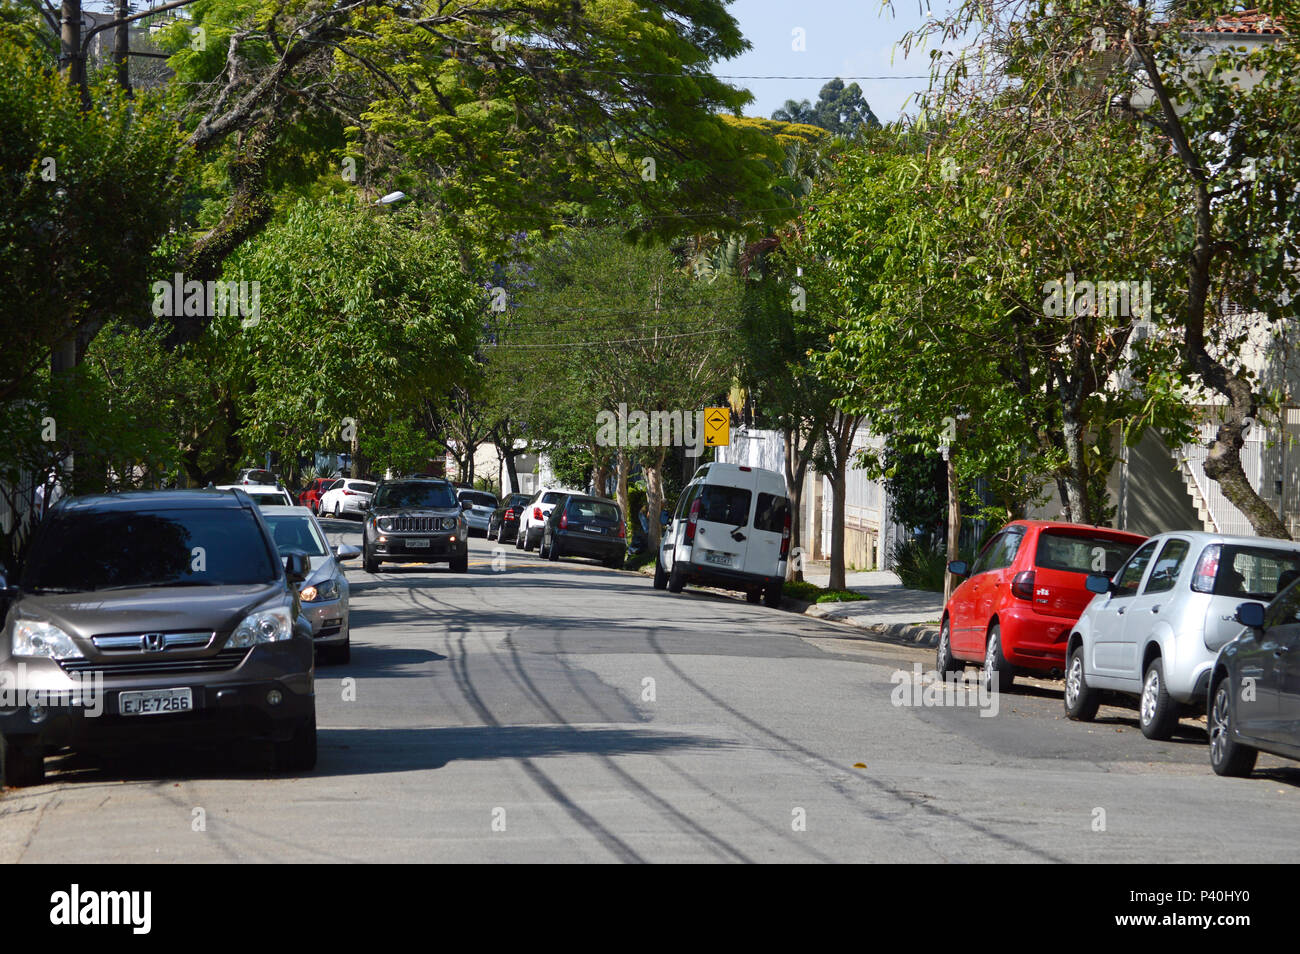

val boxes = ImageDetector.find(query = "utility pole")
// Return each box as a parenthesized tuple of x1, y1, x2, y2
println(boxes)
(59, 0, 89, 107)
(113, 0, 132, 95)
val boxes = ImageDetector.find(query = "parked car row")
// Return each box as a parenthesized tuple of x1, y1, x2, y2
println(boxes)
(939, 520, 1300, 777)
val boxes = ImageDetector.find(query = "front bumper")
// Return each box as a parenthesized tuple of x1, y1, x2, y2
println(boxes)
(298, 595, 348, 646)
(373, 531, 466, 563)
(0, 641, 315, 750)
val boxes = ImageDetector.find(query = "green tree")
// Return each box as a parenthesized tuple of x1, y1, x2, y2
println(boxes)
(773, 79, 881, 137)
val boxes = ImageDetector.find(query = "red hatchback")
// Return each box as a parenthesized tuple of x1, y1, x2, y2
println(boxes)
(939, 520, 1146, 691)
(298, 477, 334, 514)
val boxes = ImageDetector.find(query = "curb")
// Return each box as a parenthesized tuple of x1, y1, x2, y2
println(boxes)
(797, 603, 942, 648)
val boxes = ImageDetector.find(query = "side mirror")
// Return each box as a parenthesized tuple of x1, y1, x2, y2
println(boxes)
(947, 561, 969, 578)
(1085, 573, 1113, 595)
(461, 500, 473, 511)
(333, 544, 361, 561)
(1235, 601, 1266, 629)
(284, 552, 310, 583)
(359, 500, 370, 511)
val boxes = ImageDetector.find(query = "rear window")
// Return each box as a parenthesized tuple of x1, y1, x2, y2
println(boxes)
(248, 492, 289, 506)
(698, 485, 751, 525)
(1035, 530, 1139, 575)
(507, 494, 531, 508)
(540, 492, 566, 504)
(754, 493, 789, 533)
(349, 481, 376, 494)
(460, 492, 498, 507)
(21, 507, 278, 592)
(243, 470, 276, 484)
(568, 499, 619, 522)
(1208, 545, 1300, 600)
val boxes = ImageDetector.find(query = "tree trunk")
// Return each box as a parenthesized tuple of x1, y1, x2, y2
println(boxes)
(615, 449, 631, 538)
(645, 447, 666, 553)
(944, 453, 960, 604)
(783, 424, 813, 582)
(1060, 403, 1089, 524)
(829, 460, 848, 591)
(113, 0, 131, 94)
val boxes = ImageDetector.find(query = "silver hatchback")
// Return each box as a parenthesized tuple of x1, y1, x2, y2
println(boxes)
(1065, 531, 1300, 739)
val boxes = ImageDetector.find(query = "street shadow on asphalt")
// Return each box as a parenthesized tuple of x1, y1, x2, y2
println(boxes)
(40, 725, 734, 783)
(315, 642, 445, 677)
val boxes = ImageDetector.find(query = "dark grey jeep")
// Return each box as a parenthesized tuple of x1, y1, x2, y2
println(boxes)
(0, 489, 316, 787)
(361, 478, 469, 573)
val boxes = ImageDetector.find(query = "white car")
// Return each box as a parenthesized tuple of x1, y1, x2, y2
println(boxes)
(215, 483, 293, 508)
(516, 487, 575, 551)
(655, 462, 791, 607)
(1067, 531, 1300, 739)
(458, 489, 500, 536)
(318, 478, 376, 519)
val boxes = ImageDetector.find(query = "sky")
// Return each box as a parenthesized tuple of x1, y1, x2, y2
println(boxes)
(721, 0, 954, 124)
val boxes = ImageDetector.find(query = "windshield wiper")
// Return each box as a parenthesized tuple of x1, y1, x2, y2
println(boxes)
(28, 586, 85, 594)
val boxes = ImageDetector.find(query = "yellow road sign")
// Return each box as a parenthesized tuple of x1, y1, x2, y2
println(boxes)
(703, 407, 730, 447)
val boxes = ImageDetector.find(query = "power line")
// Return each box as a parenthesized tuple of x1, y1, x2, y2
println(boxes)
(487, 328, 726, 349)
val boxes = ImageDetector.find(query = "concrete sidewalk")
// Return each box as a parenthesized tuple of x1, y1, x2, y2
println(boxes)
(796, 566, 944, 646)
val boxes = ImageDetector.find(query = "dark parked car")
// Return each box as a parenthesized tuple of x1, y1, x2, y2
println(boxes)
(0, 489, 317, 787)
(489, 493, 533, 544)
(1207, 578, 1300, 776)
(361, 478, 468, 573)
(539, 494, 625, 569)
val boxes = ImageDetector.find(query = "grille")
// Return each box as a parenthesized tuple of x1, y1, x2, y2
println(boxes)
(393, 515, 448, 532)
(60, 648, 248, 677)
(92, 631, 214, 652)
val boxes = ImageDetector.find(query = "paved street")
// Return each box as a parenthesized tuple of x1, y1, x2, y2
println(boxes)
(2, 523, 1297, 863)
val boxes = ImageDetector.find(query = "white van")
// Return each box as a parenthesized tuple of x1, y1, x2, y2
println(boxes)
(654, 462, 791, 606)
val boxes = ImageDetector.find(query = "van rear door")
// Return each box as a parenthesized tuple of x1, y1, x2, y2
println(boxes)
(691, 480, 754, 573)
(746, 485, 789, 578)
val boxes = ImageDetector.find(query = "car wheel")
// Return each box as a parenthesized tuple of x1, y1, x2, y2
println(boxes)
(524, 529, 537, 552)
(548, 537, 562, 561)
(745, 588, 762, 603)
(0, 736, 44, 787)
(515, 527, 524, 550)
(273, 714, 317, 773)
(335, 639, 351, 665)
(1209, 675, 1257, 777)
(936, 618, 961, 676)
(333, 502, 341, 519)
(667, 563, 686, 594)
(363, 546, 380, 574)
(1063, 643, 1100, 721)
(605, 553, 624, 570)
(653, 555, 668, 590)
(1139, 657, 1180, 740)
(981, 623, 1015, 694)
(450, 550, 469, 573)
(763, 581, 783, 608)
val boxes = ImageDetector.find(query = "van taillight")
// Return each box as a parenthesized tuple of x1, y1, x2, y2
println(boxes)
(780, 509, 791, 559)
(685, 497, 701, 543)
(1192, 544, 1220, 593)
(1011, 570, 1035, 601)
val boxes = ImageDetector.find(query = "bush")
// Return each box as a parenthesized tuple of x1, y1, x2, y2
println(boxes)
(783, 580, 870, 604)
(889, 537, 978, 592)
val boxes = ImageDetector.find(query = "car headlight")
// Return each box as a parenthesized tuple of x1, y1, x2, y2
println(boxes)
(11, 619, 83, 659)
(227, 607, 293, 647)
(441, 516, 457, 531)
(376, 517, 393, 532)
(300, 579, 340, 603)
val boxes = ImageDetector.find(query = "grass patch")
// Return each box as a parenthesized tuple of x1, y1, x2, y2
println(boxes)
(624, 551, 656, 571)
(783, 580, 870, 604)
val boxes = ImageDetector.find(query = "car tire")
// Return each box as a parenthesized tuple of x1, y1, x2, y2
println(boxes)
(667, 563, 686, 594)
(653, 555, 669, 590)
(524, 528, 537, 552)
(548, 537, 561, 561)
(363, 546, 380, 574)
(1208, 674, 1257, 777)
(745, 588, 761, 603)
(1, 736, 44, 788)
(333, 502, 341, 519)
(606, 553, 623, 570)
(274, 714, 317, 773)
(450, 550, 469, 573)
(763, 581, 783, 608)
(1063, 643, 1100, 721)
(515, 526, 524, 549)
(936, 618, 961, 676)
(1139, 657, 1180, 740)
(981, 623, 1015, 695)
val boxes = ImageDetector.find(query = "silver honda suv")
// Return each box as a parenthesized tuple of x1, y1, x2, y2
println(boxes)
(1065, 531, 1300, 739)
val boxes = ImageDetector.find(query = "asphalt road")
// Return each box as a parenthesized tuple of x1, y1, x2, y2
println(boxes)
(3, 522, 1298, 863)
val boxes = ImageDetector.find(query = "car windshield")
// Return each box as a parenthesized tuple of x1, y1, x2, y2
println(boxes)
(461, 492, 498, 508)
(262, 514, 328, 557)
(1035, 530, 1139, 575)
(1213, 545, 1300, 600)
(372, 482, 457, 509)
(248, 492, 289, 506)
(570, 500, 619, 522)
(20, 507, 278, 592)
